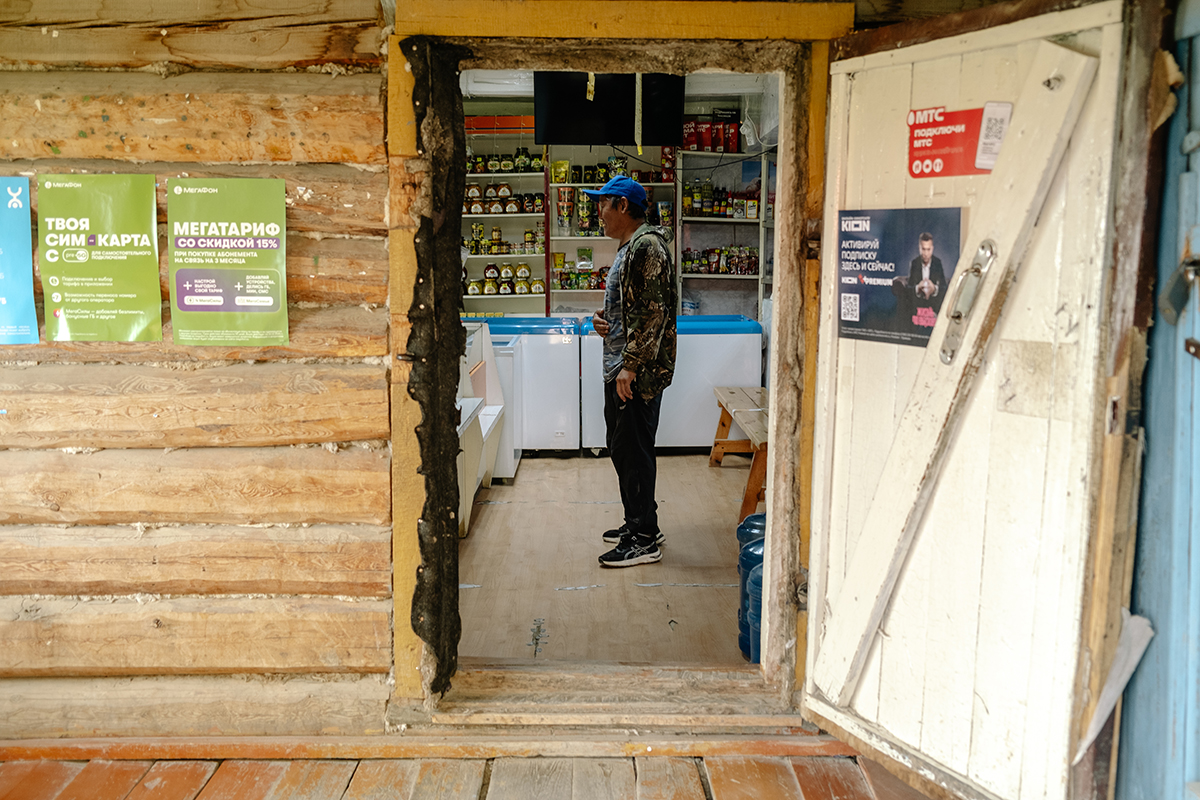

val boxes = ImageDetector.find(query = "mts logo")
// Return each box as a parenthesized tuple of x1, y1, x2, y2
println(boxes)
(841, 217, 870, 232)
(907, 107, 945, 125)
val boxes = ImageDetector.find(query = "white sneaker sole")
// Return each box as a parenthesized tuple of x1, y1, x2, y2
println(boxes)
(599, 550, 662, 568)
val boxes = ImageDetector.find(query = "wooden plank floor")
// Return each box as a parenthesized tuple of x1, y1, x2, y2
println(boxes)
(458, 453, 759, 664)
(0, 755, 929, 799)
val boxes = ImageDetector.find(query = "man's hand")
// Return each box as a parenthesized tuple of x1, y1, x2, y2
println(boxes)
(616, 368, 635, 402)
(592, 309, 610, 336)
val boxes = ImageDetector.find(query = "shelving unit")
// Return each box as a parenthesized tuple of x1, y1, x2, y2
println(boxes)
(462, 122, 550, 316)
(676, 148, 776, 320)
(544, 144, 676, 316)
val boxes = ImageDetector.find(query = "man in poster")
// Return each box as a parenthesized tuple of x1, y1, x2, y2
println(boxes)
(909, 232, 947, 313)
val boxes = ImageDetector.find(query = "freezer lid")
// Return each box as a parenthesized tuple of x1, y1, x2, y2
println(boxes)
(677, 315, 762, 335)
(580, 314, 762, 335)
(461, 317, 580, 335)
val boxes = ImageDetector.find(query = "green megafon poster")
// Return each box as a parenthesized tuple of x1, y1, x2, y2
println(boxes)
(167, 178, 288, 346)
(38, 174, 162, 342)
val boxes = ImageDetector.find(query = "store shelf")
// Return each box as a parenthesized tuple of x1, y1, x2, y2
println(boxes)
(468, 172, 544, 179)
(463, 253, 543, 260)
(551, 288, 605, 293)
(681, 273, 760, 280)
(681, 216, 760, 224)
(679, 150, 756, 158)
(549, 182, 674, 188)
(550, 235, 610, 241)
(463, 213, 545, 220)
(463, 294, 546, 300)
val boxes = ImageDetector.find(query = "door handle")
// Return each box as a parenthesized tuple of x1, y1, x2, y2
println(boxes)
(940, 239, 997, 365)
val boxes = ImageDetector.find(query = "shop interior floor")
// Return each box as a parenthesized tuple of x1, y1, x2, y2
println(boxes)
(458, 452, 758, 664)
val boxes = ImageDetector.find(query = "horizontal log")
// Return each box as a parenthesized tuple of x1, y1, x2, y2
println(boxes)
(0, 23, 384, 70)
(0, 305, 389, 362)
(0, 72, 385, 165)
(0, 361, 389, 448)
(0, 675, 390, 739)
(23, 234, 387, 306)
(0, 0, 380, 26)
(0, 446, 391, 525)
(0, 597, 392, 676)
(0, 524, 392, 596)
(0, 160, 389, 235)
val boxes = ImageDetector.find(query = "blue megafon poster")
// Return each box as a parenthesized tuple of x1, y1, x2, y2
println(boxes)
(0, 177, 38, 344)
(837, 207, 963, 347)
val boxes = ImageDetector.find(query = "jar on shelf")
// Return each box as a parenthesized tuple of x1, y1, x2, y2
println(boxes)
(514, 279, 530, 294)
(466, 183, 483, 199)
(500, 154, 515, 172)
(483, 278, 499, 294)
(531, 152, 544, 172)
(515, 262, 531, 279)
(530, 276, 545, 294)
(498, 279, 514, 295)
(486, 154, 501, 173)
(467, 280, 483, 295)
(515, 147, 531, 172)
(504, 197, 521, 214)
(484, 263, 500, 280)
(488, 199, 505, 214)
(499, 263, 514, 280)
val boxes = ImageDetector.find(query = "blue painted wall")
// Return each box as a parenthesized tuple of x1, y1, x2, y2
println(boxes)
(1115, 33, 1200, 800)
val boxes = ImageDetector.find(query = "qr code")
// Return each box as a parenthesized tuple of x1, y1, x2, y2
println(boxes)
(840, 292, 859, 322)
(983, 116, 1006, 140)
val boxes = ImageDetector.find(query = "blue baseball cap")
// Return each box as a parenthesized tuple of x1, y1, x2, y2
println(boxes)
(581, 175, 647, 211)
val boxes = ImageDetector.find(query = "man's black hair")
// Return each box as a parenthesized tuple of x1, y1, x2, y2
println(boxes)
(919, 231, 934, 243)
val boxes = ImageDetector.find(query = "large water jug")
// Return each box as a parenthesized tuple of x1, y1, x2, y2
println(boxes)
(748, 563, 764, 664)
(738, 537, 765, 658)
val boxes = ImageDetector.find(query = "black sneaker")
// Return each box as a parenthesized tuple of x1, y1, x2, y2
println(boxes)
(598, 534, 662, 568)
(602, 525, 666, 546)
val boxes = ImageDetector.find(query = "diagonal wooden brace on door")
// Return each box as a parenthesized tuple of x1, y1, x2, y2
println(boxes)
(813, 40, 1098, 707)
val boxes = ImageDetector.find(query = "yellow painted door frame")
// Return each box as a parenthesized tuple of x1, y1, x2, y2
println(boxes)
(387, 0, 853, 707)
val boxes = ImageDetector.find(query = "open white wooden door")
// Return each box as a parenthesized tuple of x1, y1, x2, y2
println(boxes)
(805, 3, 1125, 799)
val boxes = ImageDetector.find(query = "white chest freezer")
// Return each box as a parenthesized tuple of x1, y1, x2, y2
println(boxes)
(466, 317, 582, 452)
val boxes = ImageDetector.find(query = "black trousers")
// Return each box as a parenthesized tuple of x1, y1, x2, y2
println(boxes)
(604, 379, 662, 536)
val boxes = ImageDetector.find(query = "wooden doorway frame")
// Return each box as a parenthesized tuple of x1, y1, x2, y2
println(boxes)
(386, 2, 854, 720)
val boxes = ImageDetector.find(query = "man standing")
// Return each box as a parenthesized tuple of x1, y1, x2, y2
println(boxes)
(587, 176, 677, 568)
(908, 231, 947, 313)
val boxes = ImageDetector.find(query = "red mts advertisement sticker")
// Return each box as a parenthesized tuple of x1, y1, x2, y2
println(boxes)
(907, 103, 1012, 178)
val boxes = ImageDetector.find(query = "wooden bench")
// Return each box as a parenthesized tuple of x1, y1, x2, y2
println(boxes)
(710, 386, 769, 522)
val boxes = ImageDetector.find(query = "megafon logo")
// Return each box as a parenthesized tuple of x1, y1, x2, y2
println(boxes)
(907, 108, 945, 126)
(841, 216, 870, 232)
(44, 181, 82, 189)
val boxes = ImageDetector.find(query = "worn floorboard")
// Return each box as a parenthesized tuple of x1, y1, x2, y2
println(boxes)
(54, 759, 154, 800)
(705, 755, 806, 800)
(0, 760, 85, 800)
(193, 761, 288, 800)
(633, 757, 705, 800)
(0, 756, 885, 799)
(124, 761, 218, 800)
(789, 756, 874, 799)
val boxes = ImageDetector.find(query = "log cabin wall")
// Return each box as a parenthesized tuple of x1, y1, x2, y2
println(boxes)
(0, 1, 401, 736)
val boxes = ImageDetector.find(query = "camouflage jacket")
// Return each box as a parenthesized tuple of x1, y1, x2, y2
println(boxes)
(619, 223, 677, 399)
